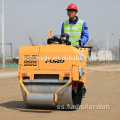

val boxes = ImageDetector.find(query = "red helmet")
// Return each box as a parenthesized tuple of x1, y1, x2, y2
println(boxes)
(66, 3, 78, 12)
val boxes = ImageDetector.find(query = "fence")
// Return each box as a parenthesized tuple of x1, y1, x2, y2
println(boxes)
(87, 59, 120, 65)
(0, 63, 18, 69)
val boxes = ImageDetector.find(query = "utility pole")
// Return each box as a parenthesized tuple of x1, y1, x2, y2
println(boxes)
(1, 0, 5, 68)
(10, 43, 12, 61)
(106, 32, 114, 64)
(119, 39, 120, 61)
(107, 32, 109, 63)
(0, 43, 12, 61)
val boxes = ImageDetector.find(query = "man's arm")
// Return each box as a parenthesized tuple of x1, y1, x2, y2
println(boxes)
(80, 21, 89, 47)
(61, 22, 64, 34)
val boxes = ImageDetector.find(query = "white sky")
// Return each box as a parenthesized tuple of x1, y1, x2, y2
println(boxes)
(0, 0, 120, 57)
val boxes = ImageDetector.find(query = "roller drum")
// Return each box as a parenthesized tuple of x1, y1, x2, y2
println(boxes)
(22, 78, 83, 108)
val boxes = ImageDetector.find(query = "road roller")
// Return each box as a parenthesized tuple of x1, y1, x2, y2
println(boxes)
(18, 30, 89, 109)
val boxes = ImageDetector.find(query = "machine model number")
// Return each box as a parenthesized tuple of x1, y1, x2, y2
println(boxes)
(23, 55, 37, 66)
(45, 59, 65, 63)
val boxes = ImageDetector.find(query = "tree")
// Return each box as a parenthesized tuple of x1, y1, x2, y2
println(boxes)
(110, 46, 119, 60)
(27, 32, 39, 46)
(27, 32, 47, 46)
(94, 41, 103, 53)
(85, 39, 103, 52)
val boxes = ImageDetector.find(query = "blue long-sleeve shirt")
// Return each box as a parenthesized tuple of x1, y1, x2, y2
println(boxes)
(61, 16, 89, 47)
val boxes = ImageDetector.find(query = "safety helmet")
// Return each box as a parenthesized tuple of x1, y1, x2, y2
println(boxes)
(66, 3, 78, 12)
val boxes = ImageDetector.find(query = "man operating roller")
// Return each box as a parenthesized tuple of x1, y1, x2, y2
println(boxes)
(61, 3, 89, 97)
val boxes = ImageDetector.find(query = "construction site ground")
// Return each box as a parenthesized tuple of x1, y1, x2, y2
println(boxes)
(0, 65, 120, 120)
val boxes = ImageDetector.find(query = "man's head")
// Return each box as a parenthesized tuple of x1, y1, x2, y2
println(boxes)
(67, 3, 78, 18)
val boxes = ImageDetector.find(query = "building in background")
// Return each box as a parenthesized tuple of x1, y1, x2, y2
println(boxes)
(89, 50, 113, 61)
(97, 50, 113, 61)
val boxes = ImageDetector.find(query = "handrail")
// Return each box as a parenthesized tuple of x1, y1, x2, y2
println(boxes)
(54, 71, 72, 102)
(48, 30, 52, 39)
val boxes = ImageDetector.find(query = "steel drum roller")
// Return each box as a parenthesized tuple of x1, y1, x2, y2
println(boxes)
(22, 78, 83, 108)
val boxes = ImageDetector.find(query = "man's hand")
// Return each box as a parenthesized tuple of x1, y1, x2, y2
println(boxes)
(77, 45, 80, 48)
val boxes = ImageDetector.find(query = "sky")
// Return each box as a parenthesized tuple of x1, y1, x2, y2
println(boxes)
(0, 0, 120, 57)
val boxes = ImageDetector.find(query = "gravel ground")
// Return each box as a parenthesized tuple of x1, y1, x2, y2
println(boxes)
(0, 66, 120, 120)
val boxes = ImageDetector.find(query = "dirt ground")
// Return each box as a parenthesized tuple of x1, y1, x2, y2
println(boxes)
(0, 66, 120, 120)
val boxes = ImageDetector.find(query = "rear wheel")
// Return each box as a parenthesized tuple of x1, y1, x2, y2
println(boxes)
(72, 83, 83, 109)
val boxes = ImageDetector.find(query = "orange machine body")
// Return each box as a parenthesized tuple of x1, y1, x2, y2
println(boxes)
(18, 44, 88, 102)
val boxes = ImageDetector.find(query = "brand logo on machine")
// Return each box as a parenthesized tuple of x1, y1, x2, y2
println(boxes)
(45, 59, 65, 63)
(23, 55, 37, 66)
